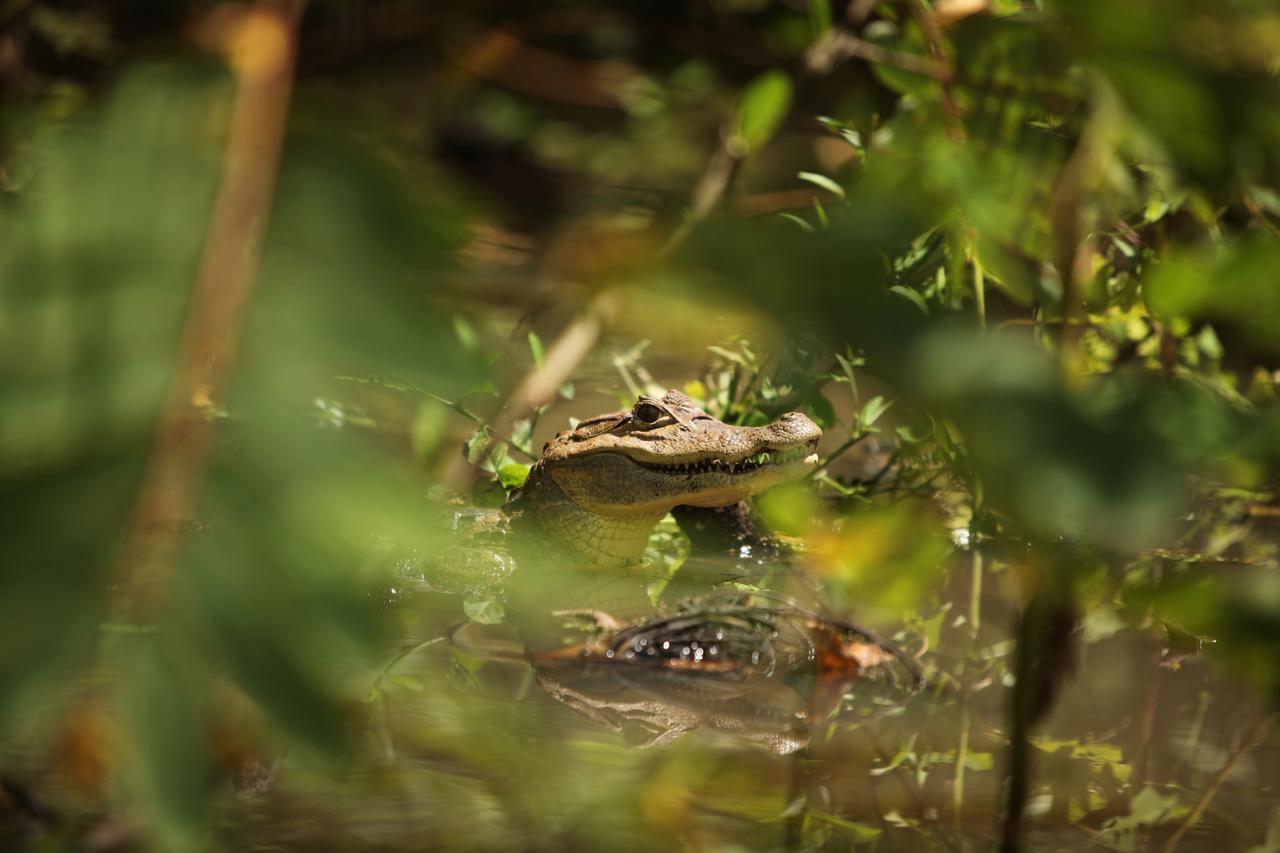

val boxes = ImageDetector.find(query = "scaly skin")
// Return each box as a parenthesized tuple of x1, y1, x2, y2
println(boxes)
(512, 390, 821, 568)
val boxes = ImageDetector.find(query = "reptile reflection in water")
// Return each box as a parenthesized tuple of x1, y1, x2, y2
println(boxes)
(453, 593, 924, 755)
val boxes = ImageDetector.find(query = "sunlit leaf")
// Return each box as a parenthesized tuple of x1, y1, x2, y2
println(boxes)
(735, 71, 793, 153)
(528, 331, 546, 371)
(859, 395, 892, 429)
(797, 171, 845, 199)
(498, 462, 531, 488)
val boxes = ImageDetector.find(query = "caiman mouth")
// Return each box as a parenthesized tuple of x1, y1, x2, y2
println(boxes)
(623, 440, 820, 475)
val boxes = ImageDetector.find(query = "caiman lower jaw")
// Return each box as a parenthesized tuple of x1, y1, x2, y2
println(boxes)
(626, 441, 820, 476)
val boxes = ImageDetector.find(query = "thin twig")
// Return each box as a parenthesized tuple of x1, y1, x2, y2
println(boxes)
(1047, 109, 1108, 379)
(973, 253, 986, 332)
(662, 141, 743, 256)
(1159, 714, 1276, 853)
(1130, 638, 1163, 788)
(908, 0, 963, 138)
(120, 0, 305, 615)
(955, 535, 984, 829)
(440, 289, 621, 488)
(370, 636, 445, 695)
(815, 431, 870, 475)
(805, 29, 952, 81)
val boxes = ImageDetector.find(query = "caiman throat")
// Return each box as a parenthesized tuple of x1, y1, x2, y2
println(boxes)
(512, 390, 821, 568)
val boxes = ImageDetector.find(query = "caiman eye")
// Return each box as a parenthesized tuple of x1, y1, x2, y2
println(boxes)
(633, 401, 664, 424)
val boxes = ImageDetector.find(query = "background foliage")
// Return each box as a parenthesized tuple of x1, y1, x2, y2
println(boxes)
(2, 0, 1279, 850)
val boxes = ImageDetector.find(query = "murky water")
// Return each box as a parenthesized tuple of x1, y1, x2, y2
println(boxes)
(227, 541, 1280, 852)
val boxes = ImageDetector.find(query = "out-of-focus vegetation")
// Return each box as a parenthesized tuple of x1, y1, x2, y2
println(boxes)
(2, 0, 1280, 850)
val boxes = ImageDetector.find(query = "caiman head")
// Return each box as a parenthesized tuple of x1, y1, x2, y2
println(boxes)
(517, 390, 821, 567)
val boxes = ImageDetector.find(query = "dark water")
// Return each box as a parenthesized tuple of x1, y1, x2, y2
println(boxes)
(228, 544, 1280, 852)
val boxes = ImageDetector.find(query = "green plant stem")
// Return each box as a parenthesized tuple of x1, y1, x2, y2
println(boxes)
(955, 702, 971, 828)
(816, 431, 870, 473)
(955, 497, 984, 828)
(371, 636, 444, 695)
(970, 558, 984, 635)
(974, 255, 987, 332)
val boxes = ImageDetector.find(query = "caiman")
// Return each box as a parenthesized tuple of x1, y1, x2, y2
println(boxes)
(507, 389, 822, 569)
(427, 389, 821, 602)
(435, 390, 922, 754)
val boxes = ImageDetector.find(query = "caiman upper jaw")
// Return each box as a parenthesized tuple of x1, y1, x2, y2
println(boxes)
(629, 442, 820, 475)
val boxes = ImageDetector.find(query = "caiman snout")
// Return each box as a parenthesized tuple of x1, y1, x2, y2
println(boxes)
(769, 410, 822, 444)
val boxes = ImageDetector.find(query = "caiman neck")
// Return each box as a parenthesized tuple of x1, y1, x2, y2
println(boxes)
(517, 466, 666, 569)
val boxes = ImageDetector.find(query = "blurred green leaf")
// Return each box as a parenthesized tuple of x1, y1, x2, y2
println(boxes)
(528, 331, 546, 371)
(1099, 786, 1188, 852)
(0, 63, 229, 723)
(806, 0, 833, 40)
(797, 171, 845, 198)
(890, 285, 930, 316)
(859, 395, 892, 430)
(735, 71, 793, 153)
(1145, 236, 1280, 352)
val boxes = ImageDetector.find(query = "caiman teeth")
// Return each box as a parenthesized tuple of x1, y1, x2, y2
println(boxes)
(639, 443, 817, 475)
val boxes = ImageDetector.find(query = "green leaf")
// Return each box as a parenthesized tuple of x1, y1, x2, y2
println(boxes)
(528, 331, 546, 371)
(889, 285, 930, 315)
(707, 344, 752, 368)
(1100, 786, 1188, 852)
(497, 462, 531, 488)
(870, 733, 917, 776)
(510, 418, 534, 456)
(1082, 606, 1127, 644)
(797, 171, 845, 199)
(808, 810, 883, 841)
(736, 71, 793, 153)
(1196, 325, 1223, 361)
(859, 395, 892, 429)
(465, 428, 490, 465)
(807, 0, 833, 40)
(778, 212, 815, 232)
(895, 424, 928, 444)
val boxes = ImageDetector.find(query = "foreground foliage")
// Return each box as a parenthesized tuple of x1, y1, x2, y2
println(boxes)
(1, 0, 1279, 850)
